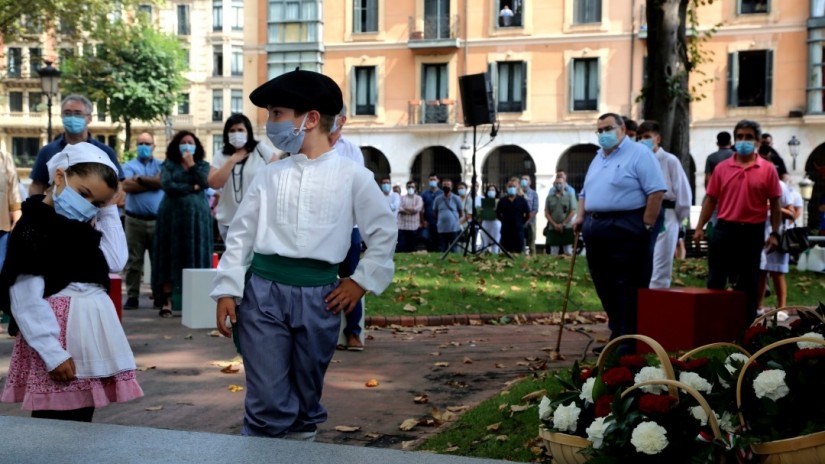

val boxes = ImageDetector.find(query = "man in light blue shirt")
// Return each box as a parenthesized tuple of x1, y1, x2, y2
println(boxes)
(121, 132, 164, 309)
(573, 113, 666, 354)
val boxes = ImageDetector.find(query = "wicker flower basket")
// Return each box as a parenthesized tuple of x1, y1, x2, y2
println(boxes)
(736, 336, 825, 463)
(596, 334, 678, 395)
(750, 306, 824, 326)
(538, 426, 591, 464)
(678, 342, 751, 362)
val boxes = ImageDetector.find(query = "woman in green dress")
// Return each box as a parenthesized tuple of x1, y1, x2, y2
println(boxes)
(153, 131, 213, 317)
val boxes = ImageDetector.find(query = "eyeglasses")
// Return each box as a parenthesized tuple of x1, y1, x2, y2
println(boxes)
(62, 111, 88, 117)
(595, 125, 617, 135)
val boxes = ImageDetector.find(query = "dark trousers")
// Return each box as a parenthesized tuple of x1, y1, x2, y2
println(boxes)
(32, 407, 95, 422)
(397, 229, 418, 253)
(425, 217, 440, 251)
(707, 220, 764, 324)
(439, 231, 459, 253)
(338, 228, 363, 336)
(582, 211, 656, 341)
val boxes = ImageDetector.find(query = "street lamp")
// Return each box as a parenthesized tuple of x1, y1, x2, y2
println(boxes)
(788, 135, 801, 171)
(799, 177, 814, 229)
(36, 60, 61, 142)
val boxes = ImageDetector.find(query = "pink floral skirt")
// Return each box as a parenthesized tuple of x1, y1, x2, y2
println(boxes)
(1, 296, 143, 411)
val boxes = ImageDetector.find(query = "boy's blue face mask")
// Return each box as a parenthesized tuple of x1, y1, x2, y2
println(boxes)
(53, 173, 99, 222)
(266, 114, 309, 154)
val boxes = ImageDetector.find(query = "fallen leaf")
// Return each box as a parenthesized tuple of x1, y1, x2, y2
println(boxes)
(399, 418, 420, 431)
(516, 361, 530, 367)
(184, 334, 193, 340)
(144, 405, 164, 411)
(521, 389, 547, 402)
(434, 362, 450, 367)
(494, 363, 505, 369)
(228, 384, 244, 392)
(463, 357, 473, 364)
(364, 432, 381, 440)
(414, 394, 429, 404)
(510, 404, 531, 413)
(445, 446, 459, 452)
(430, 351, 441, 356)
(549, 351, 565, 361)
(498, 404, 508, 412)
(447, 405, 469, 413)
(496, 435, 509, 442)
(365, 379, 380, 387)
(401, 440, 416, 450)
(163, 336, 172, 340)
(487, 422, 501, 431)
(510, 286, 521, 291)
(221, 365, 240, 374)
(403, 304, 417, 312)
(441, 411, 458, 422)
(334, 425, 361, 433)
(137, 365, 156, 372)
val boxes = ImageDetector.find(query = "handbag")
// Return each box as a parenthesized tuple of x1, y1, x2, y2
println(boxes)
(779, 226, 810, 254)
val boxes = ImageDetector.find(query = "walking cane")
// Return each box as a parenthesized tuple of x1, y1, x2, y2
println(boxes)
(551, 232, 579, 360)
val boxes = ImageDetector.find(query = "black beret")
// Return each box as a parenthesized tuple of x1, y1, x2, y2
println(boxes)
(249, 69, 343, 116)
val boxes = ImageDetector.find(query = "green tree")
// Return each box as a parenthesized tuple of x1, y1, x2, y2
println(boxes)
(61, 18, 186, 151)
(642, 0, 717, 168)
(0, 1, 157, 43)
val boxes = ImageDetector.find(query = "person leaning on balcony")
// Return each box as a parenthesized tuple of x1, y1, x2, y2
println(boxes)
(28, 95, 124, 196)
(0, 150, 22, 272)
(499, 5, 514, 26)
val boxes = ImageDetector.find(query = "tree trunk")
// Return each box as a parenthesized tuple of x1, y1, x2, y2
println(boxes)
(643, 0, 691, 171)
(124, 117, 131, 155)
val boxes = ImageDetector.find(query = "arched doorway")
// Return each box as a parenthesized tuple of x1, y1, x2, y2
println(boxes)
(481, 145, 535, 189)
(362, 146, 391, 184)
(410, 146, 463, 187)
(804, 145, 825, 231)
(556, 144, 599, 194)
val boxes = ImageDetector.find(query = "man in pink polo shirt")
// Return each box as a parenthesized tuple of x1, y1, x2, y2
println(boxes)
(694, 119, 782, 324)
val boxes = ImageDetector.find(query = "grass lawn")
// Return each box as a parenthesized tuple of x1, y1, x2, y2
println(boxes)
(367, 252, 825, 318)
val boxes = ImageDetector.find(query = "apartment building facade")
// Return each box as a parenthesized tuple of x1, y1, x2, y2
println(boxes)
(0, 0, 248, 177)
(250, 0, 824, 231)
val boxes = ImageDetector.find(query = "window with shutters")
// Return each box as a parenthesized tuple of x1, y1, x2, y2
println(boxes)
(213, 90, 224, 121)
(727, 50, 772, 107)
(573, 0, 601, 24)
(571, 58, 598, 111)
(494, 61, 526, 113)
(353, 0, 378, 33)
(9, 92, 23, 112)
(177, 4, 190, 35)
(354, 66, 376, 115)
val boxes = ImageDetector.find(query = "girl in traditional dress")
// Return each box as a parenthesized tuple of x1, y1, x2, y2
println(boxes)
(0, 143, 143, 421)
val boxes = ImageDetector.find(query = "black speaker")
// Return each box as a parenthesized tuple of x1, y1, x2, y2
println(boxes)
(458, 73, 496, 127)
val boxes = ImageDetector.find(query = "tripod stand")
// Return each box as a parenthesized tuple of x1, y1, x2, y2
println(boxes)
(441, 125, 512, 260)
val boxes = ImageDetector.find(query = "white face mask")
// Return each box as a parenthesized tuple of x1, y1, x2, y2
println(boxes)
(228, 132, 248, 149)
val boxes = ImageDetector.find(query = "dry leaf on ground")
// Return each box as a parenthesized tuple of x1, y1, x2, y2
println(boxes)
(445, 446, 459, 452)
(463, 357, 473, 364)
(399, 418, 420, 431)
(494, 363, 505, 368)
(414, 394, 429, 404)
(184, 334, 193, 340)
(221, 365, 240, 374)
(137, 365, 156, 372)
(496, 435, 509, 442)
(145, 405, 164, 411)
(447, 405, 468, 413)
(510, 405, 531, 413)
(487, 422, 501, 431)
(334, 425, 361, 433)
(521, 389, 547, 402)
(364, 432, 381, 440)
(228, 384, 244, 392)
(434, 362, 450, 367)
(402, 304, 417, 312)
(365, 379, 380, 387)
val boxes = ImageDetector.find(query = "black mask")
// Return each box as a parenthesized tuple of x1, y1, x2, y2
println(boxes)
(442, 186, 452, 194)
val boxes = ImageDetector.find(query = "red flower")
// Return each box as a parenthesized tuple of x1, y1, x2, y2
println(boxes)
(619, 355, 646, 369)
(670, 358, 688, 371)
(638, 394, 676, 414)
(580, 368, 592, 381)
(790, 319, 803, 329)
(595, 394, 614, 417)
(601, 367, 634, 387)
(685, 358, 710, 371)
(743, 325, 768, 345)
(794, 348, 825, 363)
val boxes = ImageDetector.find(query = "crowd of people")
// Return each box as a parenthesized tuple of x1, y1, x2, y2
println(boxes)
(0, 69, 821, 444)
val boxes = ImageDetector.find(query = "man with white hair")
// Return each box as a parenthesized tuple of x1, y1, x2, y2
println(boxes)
(29, 95, 124, 196)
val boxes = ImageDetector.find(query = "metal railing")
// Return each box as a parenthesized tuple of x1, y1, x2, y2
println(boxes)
(408, 15, 460, 41)
(408, 99, 455, 125)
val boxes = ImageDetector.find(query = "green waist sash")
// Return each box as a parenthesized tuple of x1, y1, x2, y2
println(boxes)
(249, 253, 338, 287)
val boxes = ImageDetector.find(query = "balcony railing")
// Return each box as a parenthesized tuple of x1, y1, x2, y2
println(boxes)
(408, 99, 456, 125)
(408, 15, 460, 42)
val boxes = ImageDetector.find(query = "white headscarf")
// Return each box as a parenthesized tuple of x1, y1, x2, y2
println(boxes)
(46, 142, 118, 184)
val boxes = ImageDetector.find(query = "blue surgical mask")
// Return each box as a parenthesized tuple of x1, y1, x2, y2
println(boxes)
(639, 138, 655, 151)
(62, 116, 87, 135)
(735, 141, 755, 155)
(507, 187, 517, 196)
(429, 180, 438, 188)
(598, 130, 619, 150)
(487, 190, 496, 198)
(520, 179, 528, 188)
(53, 173, 99, 223)
(136, 145, 153, 160)
(554, 183, 564, 192)
(381, 183, 391, 193)
(407, 187, 416, 195)
(179, 144, 196, 155)
(330, 115, 341, 134)
(457, 188, 466, 196)
(266, 114, 309, 154)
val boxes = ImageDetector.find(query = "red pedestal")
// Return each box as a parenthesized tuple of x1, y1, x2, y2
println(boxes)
(108, 273, 123, 322)
(637, 288, 747, 353)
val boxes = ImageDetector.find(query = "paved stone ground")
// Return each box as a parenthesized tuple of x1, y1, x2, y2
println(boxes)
(0, 291, 609, 451)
